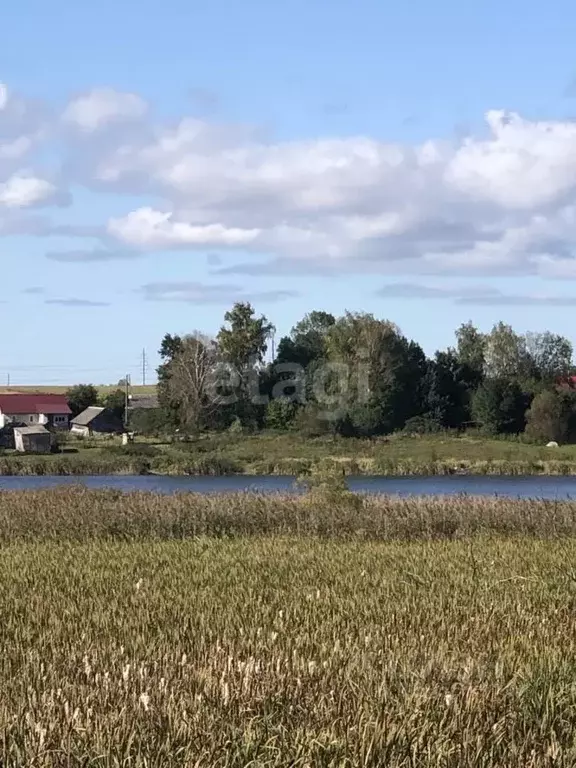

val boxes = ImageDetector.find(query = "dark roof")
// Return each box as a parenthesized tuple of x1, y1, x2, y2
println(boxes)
(128, 394, 159, 409)
(0, 394, 71, 415)
(71, 406, 105, 426)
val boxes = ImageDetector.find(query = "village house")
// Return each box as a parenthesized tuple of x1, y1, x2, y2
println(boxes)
(70, 406, 124, 437)
(0, 394, 71, 429)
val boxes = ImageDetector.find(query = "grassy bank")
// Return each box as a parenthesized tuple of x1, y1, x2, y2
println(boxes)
(1, 490, 576, 765)
(5, 431, 576, 475)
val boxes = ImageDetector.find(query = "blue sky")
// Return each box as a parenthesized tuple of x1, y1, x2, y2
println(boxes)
(3, 0, 576, 384)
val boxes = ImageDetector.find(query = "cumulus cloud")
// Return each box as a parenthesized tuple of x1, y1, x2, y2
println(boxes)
(45, 298, 110, 307)
(74, 104, 576, 277)
(140, 281, 297, 304)
(108, 207, 260, 249)
(0, 85, 52, 170)
(7, 81, 576, 279)
(62, 88, 148, 132)
(376, 282, 576, 306)
(0, 174, 61, 208)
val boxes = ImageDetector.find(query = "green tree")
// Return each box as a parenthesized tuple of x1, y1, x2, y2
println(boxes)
(472, 378, 529, 435)
(276, 311, 335, 368)
(217, 302, 274, 371)
(455, 321, 486, 380)
(271, 312, 334, 409)
(525, 390, 570, 444)
(525, 331, 573, 382)
(66, 384, 99, 417)
(102, 388, 125, 422)
(484, 322, 530, 380)
(322, 312, 427, 433)
(423, 350, 472, 429)
(216, 302, 274, 427)
(265, 398, 298, 430)
(156, 333, 184, 427)
(129, 408, 170, 436)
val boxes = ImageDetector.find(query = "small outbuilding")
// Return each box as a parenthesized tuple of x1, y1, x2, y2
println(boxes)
(14, 425, 52, 454)
(70, 406, 124, 437)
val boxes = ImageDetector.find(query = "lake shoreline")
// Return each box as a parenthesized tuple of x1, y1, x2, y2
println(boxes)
(1, 471, 576, 500)
(2, 459, 576, 477)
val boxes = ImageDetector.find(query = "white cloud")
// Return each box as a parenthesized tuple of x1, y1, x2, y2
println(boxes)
(0, 85, 47, 169)
(5, 81, 576, 278)
(0, 84, 8, 112)
(62, 88, 147, 132)
(445, 111, 576, 209)
(108, 207, 261, 249)
(89, 106, 576, 276)
(0, 174, 57, 208)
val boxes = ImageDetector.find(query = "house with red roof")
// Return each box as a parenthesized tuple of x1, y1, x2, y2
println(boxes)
(0, 394, 71, 430)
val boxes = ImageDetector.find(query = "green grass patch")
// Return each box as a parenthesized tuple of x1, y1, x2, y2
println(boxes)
(4, 431, 576, 475)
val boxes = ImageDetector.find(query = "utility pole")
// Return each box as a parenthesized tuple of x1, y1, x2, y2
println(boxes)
(6, 373, 9, 388)
(142, 348, 147, 386)
(124, 374, 131, 428)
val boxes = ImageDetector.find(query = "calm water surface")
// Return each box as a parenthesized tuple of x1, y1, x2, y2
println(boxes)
(1, 474, 576, 499)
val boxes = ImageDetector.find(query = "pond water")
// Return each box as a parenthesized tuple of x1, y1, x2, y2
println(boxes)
(1, 474, 576, 499)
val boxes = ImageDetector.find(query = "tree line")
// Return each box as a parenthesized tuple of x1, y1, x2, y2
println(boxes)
(148, 302, 576, 443)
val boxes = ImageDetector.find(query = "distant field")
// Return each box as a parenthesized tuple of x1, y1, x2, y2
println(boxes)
(0, 385, 157, 396)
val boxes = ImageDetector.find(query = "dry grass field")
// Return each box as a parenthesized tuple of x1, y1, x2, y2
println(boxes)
(0, 384, 157, 396)
(0, 488, 576, 765)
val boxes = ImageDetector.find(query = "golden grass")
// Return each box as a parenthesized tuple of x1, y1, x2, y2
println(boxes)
(1, 491, 576, 764)
(0, 384, 157, 396)
(0, 486, 576, 541)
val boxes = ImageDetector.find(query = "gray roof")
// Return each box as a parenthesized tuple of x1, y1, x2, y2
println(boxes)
(128, 394, 159, 409)
(14, 425, 50, 436)
(71, 406, 105, 426)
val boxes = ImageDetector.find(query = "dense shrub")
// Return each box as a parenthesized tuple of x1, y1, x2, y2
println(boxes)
(103, 444, 161, 458)
(265, 398, 299, 430)
(403, 414, 444, 435)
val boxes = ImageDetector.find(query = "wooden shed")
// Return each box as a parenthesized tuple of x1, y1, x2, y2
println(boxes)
(71, 406, 124, 437)
(13, 425, 52, 454)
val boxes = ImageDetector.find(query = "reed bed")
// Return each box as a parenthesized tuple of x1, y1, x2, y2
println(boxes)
(2, 490, 576, 765)
(0, 486, 575, 541)
(4, 452, 576, 476)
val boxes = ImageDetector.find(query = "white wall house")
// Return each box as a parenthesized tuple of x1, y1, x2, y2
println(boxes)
(0, 394, 71, 429)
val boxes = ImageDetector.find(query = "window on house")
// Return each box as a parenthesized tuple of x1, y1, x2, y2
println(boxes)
(29, 415, 34, 422)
